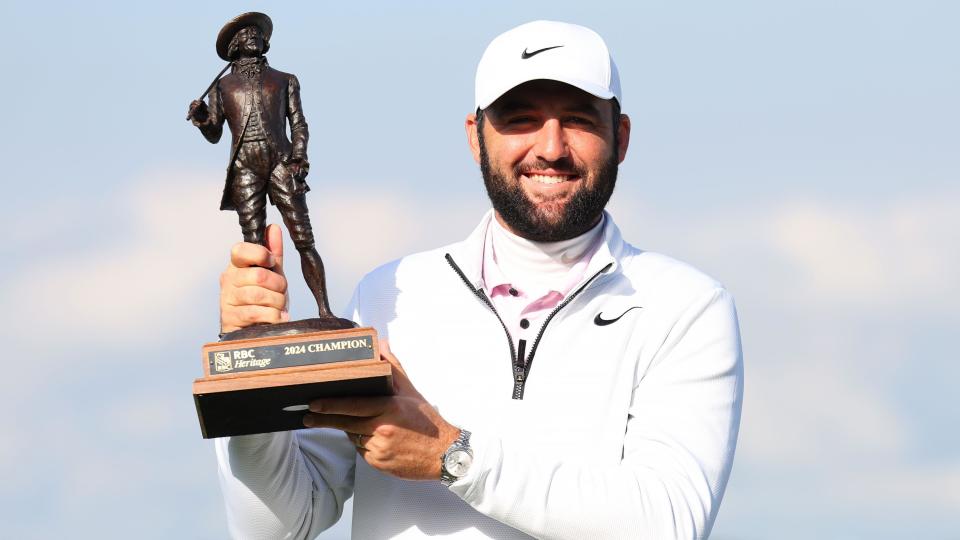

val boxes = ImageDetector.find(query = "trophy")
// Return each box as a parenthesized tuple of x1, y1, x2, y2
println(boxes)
(188, 12, 391, 439)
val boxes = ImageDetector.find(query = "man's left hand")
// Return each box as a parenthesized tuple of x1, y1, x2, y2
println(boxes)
(303, 341, 461, 481)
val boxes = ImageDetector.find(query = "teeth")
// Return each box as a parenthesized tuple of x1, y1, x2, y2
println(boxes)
(527, 174, 569, 185)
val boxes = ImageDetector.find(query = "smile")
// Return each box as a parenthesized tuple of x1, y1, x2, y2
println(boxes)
(523, 173, 576, 185)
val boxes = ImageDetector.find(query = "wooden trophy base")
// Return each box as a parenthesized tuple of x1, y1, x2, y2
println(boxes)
(193, 319, 392, 439)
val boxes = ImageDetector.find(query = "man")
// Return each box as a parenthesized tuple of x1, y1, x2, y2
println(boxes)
(189, 12, 336, 319)
(216, 20, 743, 539)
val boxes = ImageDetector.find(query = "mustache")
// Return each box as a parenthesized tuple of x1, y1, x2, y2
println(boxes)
(514, 157, 586, 177)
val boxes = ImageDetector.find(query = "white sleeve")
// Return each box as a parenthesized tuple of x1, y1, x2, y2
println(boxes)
(216, 429, 356, 539)
(449, 287, 744, 540)
(214, 291, 365, 539)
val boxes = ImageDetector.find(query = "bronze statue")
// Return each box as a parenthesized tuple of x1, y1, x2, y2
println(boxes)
(188, 12, 351, 334)
(190, 12, 387, 440)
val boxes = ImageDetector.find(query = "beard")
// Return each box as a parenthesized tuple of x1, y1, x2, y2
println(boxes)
(479, 133, 619, 242)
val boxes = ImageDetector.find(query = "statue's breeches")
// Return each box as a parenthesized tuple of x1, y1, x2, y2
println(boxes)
(230, 140, 315, 249)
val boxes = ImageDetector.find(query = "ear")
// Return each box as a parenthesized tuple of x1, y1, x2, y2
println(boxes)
(616, 114, 631, 164)
(465, 113, 481, 164)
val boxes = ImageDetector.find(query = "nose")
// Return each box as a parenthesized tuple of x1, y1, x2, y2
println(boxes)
(533, 118, 569, 162)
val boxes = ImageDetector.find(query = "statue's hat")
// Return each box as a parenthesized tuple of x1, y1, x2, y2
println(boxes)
(216, 12, 273, 61)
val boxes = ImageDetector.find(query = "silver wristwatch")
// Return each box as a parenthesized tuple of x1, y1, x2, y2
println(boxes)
(440, 429, 473, 486)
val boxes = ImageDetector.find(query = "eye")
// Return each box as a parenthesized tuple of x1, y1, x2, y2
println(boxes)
(564, 115, 595, 127)
(505, 115, 535, 125)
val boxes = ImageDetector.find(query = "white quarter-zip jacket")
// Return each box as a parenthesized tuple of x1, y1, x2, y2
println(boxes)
(216, 210, 744, 539)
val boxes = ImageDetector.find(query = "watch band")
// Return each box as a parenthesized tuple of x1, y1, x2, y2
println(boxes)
(440, 428, 473, 486)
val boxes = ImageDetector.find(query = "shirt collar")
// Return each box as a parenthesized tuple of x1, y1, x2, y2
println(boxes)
(481, 215, 604, 298)
(447, 209, 626, 292)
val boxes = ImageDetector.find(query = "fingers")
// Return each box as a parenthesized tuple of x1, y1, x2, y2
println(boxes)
(230, 242, 279, 272)
(308, 396, 392, 416)
(379, 341, 416, 395)
(220, 266, 288, 333)
(227, 285, 287, 310)
(226, 225, 284, 272)
(220, 225, 289, 333)
(380, 341, 403, 372)
(302, 413, 374, 433)
(221, 304, 290, 331)
(227, 266, 287, 291)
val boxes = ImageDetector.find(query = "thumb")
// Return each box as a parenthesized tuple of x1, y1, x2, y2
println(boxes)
(265, 224, 285, 276)
(380, 340, 416, 396)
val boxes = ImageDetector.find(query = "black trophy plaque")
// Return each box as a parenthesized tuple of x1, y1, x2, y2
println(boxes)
(194, 328, 391, 438)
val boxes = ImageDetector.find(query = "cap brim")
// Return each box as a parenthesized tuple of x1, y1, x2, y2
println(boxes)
(477, 74, 615, 110)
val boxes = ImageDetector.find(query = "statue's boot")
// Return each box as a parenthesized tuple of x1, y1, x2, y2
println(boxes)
(298, 246, 335, 319)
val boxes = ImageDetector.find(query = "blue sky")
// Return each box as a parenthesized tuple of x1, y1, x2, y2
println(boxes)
(1, 1, 958, 538)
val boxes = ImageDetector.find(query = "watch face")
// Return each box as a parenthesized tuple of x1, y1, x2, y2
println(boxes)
(444, 449, 473, 477)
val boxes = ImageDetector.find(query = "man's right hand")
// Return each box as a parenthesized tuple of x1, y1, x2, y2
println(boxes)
(220, 224, 290, 334)
(187, 99, 209, 123)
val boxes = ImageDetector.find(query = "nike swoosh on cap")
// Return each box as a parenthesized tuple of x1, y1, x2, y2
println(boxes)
(594, 306, 642, 326)
(521, 45, 564, 59)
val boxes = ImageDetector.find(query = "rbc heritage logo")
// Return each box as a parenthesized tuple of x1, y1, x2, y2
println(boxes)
(214, 352, 233, 373)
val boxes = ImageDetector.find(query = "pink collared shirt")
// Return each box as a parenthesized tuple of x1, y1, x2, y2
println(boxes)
(480, 219, 603, 351)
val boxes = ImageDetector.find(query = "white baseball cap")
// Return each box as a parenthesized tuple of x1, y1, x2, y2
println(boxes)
(474, 20, 621, 111)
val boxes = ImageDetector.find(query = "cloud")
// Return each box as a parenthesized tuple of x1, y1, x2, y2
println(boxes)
(613, 189, 960, 311)
(2, 170, 488, 348)
(3, 168, 235, 347)
(311, 185, 487, 267)
(832, 462, 960, 513)
(737, 345, 909, 468)
(771, 195, 960, 307)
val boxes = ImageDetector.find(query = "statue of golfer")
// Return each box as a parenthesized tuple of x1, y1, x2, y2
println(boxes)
(187, 12, 336, 321)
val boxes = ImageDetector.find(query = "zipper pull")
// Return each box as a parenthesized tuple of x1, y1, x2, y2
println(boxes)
(512, 366, 526, 400)
(513, 339, 528, 397)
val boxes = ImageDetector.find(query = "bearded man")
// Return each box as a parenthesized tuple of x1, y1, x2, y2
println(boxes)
(189, 12, 336, 319)
(214, 20, 744, 540)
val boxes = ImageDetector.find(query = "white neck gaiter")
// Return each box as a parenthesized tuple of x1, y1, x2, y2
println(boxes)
(490, 214, 604, 294)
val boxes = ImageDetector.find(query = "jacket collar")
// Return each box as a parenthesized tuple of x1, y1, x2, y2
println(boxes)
(447, 209, 626, 290)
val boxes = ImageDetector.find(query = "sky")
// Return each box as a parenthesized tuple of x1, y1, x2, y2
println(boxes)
(1, 1, 958, 538)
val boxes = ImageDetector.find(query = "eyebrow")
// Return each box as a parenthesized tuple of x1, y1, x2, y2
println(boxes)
(562, 102, 604, 117)
(490, 100, 536, 116)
